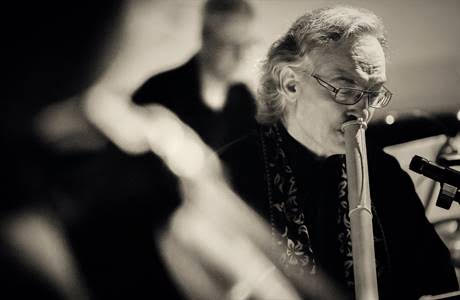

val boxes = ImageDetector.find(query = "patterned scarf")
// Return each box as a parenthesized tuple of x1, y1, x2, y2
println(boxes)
(259, 124, 316, 277)
(259, 123, 389, 290)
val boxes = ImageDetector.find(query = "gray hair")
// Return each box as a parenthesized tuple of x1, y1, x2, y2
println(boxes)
(256, 6, 387, 124)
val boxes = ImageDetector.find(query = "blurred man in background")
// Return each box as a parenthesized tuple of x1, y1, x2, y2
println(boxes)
(133, 0, 257, 150)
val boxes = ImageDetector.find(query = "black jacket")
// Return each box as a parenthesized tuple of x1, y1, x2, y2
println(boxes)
(219, 127, 459, 299)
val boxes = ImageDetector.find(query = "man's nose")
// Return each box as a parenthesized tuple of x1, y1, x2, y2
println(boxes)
(346, 97, 374, 123)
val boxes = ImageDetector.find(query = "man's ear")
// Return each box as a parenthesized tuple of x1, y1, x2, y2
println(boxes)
(280, 66, 299, 103)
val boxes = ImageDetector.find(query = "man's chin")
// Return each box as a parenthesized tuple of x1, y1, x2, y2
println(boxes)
(331, 146, 346, 155)
(322, 142, 346, 157)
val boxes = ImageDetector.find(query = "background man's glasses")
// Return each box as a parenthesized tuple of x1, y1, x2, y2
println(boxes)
(311, 74, 392, 108)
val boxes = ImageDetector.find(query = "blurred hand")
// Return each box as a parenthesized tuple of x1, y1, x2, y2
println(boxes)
(157, 179, 302, 300)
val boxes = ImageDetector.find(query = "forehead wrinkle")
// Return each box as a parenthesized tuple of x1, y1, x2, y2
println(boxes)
(331, 60, 386, 89)
(352, 54, 386, 85)
(312, 37, 386, 86)
(350, 39, 385, 71)
(349, 42, 386, 87)
(350, 48, 381, 74)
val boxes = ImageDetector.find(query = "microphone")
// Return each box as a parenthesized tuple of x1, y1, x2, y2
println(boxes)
(409, 155, 460, 209)
(409, 155, 460, 188)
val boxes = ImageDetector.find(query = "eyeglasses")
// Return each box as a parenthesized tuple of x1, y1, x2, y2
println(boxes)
(311, 74, 392, 108)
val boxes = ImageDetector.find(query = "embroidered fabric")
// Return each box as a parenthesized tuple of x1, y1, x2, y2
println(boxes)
(259, 123, 388, 290)
(260, 124, 316, 276)
(336, 158, 355, 288)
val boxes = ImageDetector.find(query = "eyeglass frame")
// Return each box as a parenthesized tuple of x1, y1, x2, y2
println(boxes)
(310, 73, 393, 108)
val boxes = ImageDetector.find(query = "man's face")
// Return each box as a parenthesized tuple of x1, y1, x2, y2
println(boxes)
(203, 14, 255, 82)
(291, 35, 386, 155)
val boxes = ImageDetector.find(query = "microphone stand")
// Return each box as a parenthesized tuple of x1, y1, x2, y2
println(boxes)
(341, 118, 379, 300)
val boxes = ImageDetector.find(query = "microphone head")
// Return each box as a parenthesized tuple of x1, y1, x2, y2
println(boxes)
(409, 155, 428, 174)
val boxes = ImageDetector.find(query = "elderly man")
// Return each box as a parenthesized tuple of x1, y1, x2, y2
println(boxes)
(133, 0, 257, 150)
(220, 6, 458, 299)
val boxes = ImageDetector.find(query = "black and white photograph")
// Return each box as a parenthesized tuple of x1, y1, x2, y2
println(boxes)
(3, 0, 460, 299)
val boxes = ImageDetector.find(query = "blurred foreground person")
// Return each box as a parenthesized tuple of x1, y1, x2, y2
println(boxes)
(219, 6, 458, 299)
(3, 1, 184, 299)
(4, 1, 334, 299)
(133, 0, 257, 150)
(2, 1, 124, 299)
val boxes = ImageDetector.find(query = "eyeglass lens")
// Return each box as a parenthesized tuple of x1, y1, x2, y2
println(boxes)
(336, 88, 389, 108)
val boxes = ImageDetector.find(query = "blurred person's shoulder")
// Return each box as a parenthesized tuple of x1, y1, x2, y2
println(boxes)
(218, 128, 261, 167)
(218, 128, 268, 214)
(218, 128, 263, 185)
